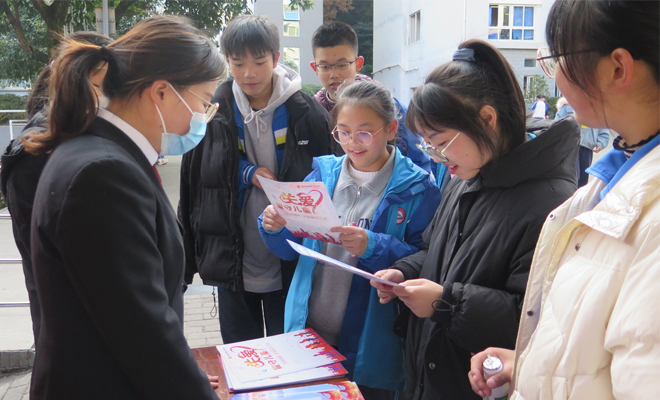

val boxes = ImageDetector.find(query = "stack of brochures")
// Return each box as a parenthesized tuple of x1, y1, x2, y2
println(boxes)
(230, 381, 364, 400)
(218, 329, 349, 393)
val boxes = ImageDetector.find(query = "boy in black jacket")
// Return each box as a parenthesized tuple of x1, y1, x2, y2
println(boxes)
(178, 15, 333, 343)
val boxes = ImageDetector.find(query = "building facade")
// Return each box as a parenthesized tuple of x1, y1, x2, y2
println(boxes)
(373, 0, 557, 105)
(254, 0, 324, 86)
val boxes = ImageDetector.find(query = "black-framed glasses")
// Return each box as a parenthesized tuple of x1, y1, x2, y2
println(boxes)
(314, 58, 359, 74)
(416, 131, 461, 163)
(332, 125, 385, 146)
(537, 47, 598, 79)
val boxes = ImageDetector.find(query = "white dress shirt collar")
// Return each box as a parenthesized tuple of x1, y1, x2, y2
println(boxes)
(97, 108, 159, 166)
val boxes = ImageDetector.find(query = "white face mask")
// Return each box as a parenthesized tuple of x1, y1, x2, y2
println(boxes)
(155, 83, 208, 156)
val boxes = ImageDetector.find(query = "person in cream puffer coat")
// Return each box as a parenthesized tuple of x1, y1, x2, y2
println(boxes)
(511, 141, 660, 399)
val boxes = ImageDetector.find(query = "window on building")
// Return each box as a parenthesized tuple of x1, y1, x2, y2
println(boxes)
(409, 11, 421, 44)
(523, 75, 534, 93)
(284, 47, 300, 73)
(488, 5, 534, 41)
(524, 58, 536, 68)
(283, 0, 300, 37)
(283, 0, 300, 20)
(284, 21, 300, 37)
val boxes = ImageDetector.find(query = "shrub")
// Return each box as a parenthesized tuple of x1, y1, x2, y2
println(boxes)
(301, 83, 323, 97)
(0, 93, 27, 124)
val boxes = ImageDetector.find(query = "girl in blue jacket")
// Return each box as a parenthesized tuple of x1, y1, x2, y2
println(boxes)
(259, 80, 441, 399)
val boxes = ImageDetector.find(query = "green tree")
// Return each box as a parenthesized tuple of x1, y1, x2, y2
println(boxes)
(324, 0, 372, 77)
(0, 0, 314, 84)
(524, 75, 551, 105)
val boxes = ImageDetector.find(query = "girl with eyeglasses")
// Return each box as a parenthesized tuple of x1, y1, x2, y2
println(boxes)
(25, 16, 224, 399)
(469, 1, 660, 399)
(370, 39, 580, 400)
(259, 80, 441, 399)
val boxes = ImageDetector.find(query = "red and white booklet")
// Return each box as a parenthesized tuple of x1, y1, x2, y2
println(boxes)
(218, 329, 346, 385)
(258, 176, 343, 244)
(223, 361, 348, 393)
(230, 381, 364, 399)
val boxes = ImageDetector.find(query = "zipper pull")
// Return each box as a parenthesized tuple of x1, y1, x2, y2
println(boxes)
(357, 186, 362, 197)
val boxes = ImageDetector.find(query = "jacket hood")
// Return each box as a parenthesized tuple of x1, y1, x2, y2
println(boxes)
(232, 64, 302, 128)
(1, 138, 25, 196)
(480, 117, 580, 188)
(1, 112, 48, 196)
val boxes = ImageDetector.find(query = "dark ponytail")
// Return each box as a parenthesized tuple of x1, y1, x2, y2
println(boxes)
(406, 39, 526, 161)
(24, 15, 225, 155)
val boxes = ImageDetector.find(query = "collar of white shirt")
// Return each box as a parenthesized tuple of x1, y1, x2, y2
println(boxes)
(97, 108, 159, 166)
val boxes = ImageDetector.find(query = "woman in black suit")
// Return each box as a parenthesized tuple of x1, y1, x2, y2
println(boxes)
(24, 16, 225, 399)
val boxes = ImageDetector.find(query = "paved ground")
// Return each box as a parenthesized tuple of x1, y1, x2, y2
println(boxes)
(0, 155, 223, 398)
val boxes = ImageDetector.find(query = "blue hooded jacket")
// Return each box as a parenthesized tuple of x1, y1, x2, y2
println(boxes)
(258, 148, 441, 391)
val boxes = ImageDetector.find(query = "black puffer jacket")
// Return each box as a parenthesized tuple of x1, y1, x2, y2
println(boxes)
(178, 78, 333, 290)
(0, 112, 48, 343)
(392, 118, 580, 400)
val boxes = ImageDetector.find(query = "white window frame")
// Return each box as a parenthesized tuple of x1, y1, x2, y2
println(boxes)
(283, 46, 300, 73)
(283, 20, 300, 37)
(409, 11, 421, 44)
(524, 58, 537, 68)
(283, 0, 300, 21)
(488, 4, 535, 41)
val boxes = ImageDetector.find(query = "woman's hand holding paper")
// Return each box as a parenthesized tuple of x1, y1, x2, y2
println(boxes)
(392, 279, 444, 318)
(371, 269, 406, 304)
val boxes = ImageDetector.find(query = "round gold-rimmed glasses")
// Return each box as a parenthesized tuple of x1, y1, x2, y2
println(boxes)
(416, 131, 461, 163)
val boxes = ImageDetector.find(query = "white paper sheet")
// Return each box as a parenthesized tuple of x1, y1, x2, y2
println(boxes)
(286, 240, 402, 287)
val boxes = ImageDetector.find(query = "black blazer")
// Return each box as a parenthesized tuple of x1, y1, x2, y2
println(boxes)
(30, 118, 218, 399)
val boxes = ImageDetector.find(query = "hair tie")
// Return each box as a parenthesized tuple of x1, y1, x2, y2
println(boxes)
(99, 44, 109, 60)
(452, 48, 475, 62)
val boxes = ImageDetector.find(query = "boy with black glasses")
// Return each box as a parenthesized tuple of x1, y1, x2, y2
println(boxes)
(310, 22, 435, 175)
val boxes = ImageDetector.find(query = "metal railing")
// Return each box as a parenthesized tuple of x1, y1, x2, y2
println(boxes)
(0, 109, 28, 139)
(1, 115, 31, 307)
(0, 210, 30, 307)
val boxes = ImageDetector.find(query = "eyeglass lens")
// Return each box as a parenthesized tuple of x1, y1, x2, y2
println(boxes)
(333, 129, 374, 145)
(537, 48, 557, 79)
(316, 59, 356, 74)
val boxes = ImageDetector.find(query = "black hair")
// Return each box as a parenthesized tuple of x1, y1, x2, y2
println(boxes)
(25, 31, 111, 119)
(406, 39, 526, 162)
(333, 80, 397, 125)
(311, 22, 358, 55)
(547, 0, 659, 96)
(221, 15, 280, 60)
(25, 15, 225, 155)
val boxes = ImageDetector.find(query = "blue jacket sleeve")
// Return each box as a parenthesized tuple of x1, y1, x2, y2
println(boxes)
(238, 155, 257, 192)
(359, 183, 441, 273)
(257, 213, 300, 261)
(596, 129, 610, 150)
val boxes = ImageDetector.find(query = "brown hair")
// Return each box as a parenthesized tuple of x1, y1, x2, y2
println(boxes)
(24, 15, 225, 154)
(406, 39, 526, 162)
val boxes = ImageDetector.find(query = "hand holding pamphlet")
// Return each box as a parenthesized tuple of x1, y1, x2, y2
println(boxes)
(258, 176, 343, 244)
(286, 240, 402, 287)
